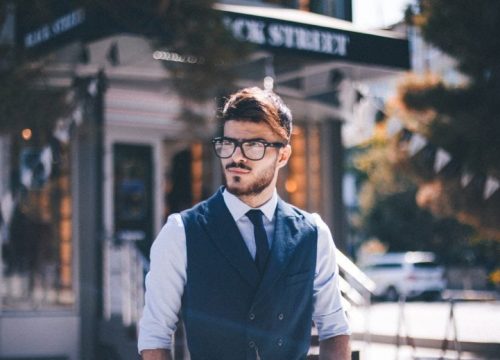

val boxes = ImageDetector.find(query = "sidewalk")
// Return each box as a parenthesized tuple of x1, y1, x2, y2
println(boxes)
(349, 300, 500, 359)
(351, 340, 487, 360)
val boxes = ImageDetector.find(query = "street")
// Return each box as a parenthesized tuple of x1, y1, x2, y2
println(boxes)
(349, 299, 500, 360)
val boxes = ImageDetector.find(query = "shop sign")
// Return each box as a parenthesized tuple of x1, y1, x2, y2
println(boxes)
(23, 8, 86, 49)
(223, 15, 350, 57)
(220, 11, 410, 69)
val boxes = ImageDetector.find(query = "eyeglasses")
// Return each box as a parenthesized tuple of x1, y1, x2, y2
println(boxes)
(211, 137, 285, 161)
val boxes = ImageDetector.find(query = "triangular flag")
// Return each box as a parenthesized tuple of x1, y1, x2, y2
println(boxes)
(72, 106, 83, 125)
(40, 146, 53, 180)
(88, 79, 98, 96)
(0, 192, 14, 228)
(408, 133, 427, 156)
(53, 118, 71, 144)
(461, 172, 473, 188)
(386, 116, 404, 137)
(483, 176, 500, 200)
(434, 148, 452, 173)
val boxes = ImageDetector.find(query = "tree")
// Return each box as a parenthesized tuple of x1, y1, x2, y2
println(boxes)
(0, 0, 249, 136)
(391, 0, 500, 239)
(352, 131, 484, 265)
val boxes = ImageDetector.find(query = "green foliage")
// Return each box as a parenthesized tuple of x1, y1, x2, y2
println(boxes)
(1, 0, 250, 135)
(393, 0, 500, 239)
(0, 49, 70, 137)
(352, 137, 495, 265)
(81, 0, 251, 100)
(417, 0, 500, 82)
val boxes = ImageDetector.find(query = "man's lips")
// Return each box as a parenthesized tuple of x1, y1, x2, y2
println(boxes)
(226, 162, 251, 174)
(227, 168, 250, 175)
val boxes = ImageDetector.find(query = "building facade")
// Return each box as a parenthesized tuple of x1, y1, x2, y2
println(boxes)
(0, 1, 408, 358)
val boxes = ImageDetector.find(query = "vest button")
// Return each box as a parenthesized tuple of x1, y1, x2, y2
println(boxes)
(249, 313, 255, 320)
(278, 313, 284, 320)
(248, 340, 255, 348)
(277, 338, 284, 347)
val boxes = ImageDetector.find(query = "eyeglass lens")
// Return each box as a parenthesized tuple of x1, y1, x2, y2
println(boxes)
(214, 139, 267, 160)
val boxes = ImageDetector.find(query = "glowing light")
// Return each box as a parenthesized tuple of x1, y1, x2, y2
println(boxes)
(21, 128, 32, 140)
(263, 76, 274, 90)
(153, 50, 204, 64)
(285, 179, 298, 193)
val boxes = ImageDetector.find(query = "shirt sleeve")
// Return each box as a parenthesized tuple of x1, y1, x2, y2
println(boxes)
(311, 213, 351, 340)
(138, 213, 187, 353)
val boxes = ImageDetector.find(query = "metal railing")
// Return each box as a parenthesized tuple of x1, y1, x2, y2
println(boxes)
(336, 249, 376, 307)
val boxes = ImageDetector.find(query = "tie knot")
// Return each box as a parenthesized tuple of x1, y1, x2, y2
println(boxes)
(246, 209, 264, 226)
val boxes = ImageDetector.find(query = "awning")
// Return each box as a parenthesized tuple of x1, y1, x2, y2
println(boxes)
(216, 3, 410, 70)
(15, 2, 409, 71)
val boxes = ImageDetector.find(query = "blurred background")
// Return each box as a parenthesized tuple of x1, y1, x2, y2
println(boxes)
(0, 0, 498, 359)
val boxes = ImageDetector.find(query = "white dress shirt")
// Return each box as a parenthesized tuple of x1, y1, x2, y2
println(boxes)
(138, 189, 350, 353)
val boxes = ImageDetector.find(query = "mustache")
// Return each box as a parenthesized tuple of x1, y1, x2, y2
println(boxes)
(225, 162, 252, 171)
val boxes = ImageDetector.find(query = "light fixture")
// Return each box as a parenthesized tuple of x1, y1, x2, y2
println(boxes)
(21, 128, 32, 140)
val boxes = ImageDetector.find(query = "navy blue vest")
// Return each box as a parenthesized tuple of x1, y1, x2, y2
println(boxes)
(180, 189, 318, 360)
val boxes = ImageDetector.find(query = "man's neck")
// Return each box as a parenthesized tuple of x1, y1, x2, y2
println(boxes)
(235, 186, 275, 208)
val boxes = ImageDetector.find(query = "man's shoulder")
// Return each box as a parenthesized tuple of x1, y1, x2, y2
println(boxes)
(278, 199, 318, 226)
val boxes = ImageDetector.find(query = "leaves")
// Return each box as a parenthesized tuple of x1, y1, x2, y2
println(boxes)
(1, 0, 251, 135)
(0, 58, 70, 138)
(391, 1, 500, 239)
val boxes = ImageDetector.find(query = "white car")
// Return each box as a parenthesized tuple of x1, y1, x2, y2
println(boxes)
(360, 252, 446, 301)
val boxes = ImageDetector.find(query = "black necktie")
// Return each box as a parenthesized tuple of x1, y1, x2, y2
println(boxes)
(246, 209, 270, 275)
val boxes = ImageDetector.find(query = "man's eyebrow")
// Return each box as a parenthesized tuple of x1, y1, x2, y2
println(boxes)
(223, 136, 267, 142)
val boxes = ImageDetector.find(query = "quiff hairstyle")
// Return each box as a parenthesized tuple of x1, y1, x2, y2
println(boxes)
(220, 87, 292, 142)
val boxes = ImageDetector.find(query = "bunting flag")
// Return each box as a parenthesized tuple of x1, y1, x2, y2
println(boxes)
(53, 118, 72, 144)
(434, 148, 452, 173)
(461, 171, 474, 188)
(40, 146, 53, 180)
(483, 176, 500, 200)
(0, 192, 14, 229)
(380, 114, 499, 203)
(20, 146, 53, 189)
(386, 116, 404, 136)
(88, 79, 98, 96)
(72, 106, 83, 125)
(408, 133, 428, 156)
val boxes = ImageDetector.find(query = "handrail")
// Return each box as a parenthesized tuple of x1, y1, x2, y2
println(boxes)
(336, 249, 376, 294)
(113, 246, 375, 326)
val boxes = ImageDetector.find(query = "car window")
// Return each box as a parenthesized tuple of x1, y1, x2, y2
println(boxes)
(369, 263, 403, 269)
(413, 261, 439, 269)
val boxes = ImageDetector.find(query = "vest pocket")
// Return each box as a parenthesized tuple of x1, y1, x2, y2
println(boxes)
(285, 271, 311, 286)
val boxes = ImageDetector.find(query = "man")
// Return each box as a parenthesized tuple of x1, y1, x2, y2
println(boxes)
(139, 87, 351, 359)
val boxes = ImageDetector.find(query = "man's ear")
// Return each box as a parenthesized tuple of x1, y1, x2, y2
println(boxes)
(277, 144, 292, 168)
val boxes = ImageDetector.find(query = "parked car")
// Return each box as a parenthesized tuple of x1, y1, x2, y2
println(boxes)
(360, 252, 446, 301)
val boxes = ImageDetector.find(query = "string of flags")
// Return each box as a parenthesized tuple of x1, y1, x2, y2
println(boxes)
(349, 78, 499, 202)
(392, 116, 499, 200)
(344, 82, 498, 201)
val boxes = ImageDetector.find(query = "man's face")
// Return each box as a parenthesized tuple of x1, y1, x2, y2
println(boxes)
(221, 120, 290, 197)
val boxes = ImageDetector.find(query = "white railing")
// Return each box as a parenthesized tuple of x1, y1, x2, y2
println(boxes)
(336, 249, 376, 307)
(103, 240, 148, 327)
(104, 243, 375, 331)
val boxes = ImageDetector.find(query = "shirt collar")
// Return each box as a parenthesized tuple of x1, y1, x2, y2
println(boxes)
(222, 188, 278, 222)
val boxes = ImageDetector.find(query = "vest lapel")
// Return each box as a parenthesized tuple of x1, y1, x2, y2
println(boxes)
(253, 199, 303, 305)
(199, 190, 260, 289)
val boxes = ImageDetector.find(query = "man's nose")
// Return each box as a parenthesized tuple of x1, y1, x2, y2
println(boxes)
(231, 144, 246, 162)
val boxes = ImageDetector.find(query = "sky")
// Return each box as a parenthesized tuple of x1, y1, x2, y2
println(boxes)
(352, 0, 413, 29)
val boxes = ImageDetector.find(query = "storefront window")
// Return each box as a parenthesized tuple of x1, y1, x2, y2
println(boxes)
(0, 131, 74, 310)
(285, 124, 323, 213)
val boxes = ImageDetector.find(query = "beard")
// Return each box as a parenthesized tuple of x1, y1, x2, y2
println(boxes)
(224, 161, 276, 197)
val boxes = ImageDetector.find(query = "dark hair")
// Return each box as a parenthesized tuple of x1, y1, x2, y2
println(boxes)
(220, 87, 292, 142)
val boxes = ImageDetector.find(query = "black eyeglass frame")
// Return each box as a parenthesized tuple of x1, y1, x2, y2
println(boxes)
(211, 136, 286, 160)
